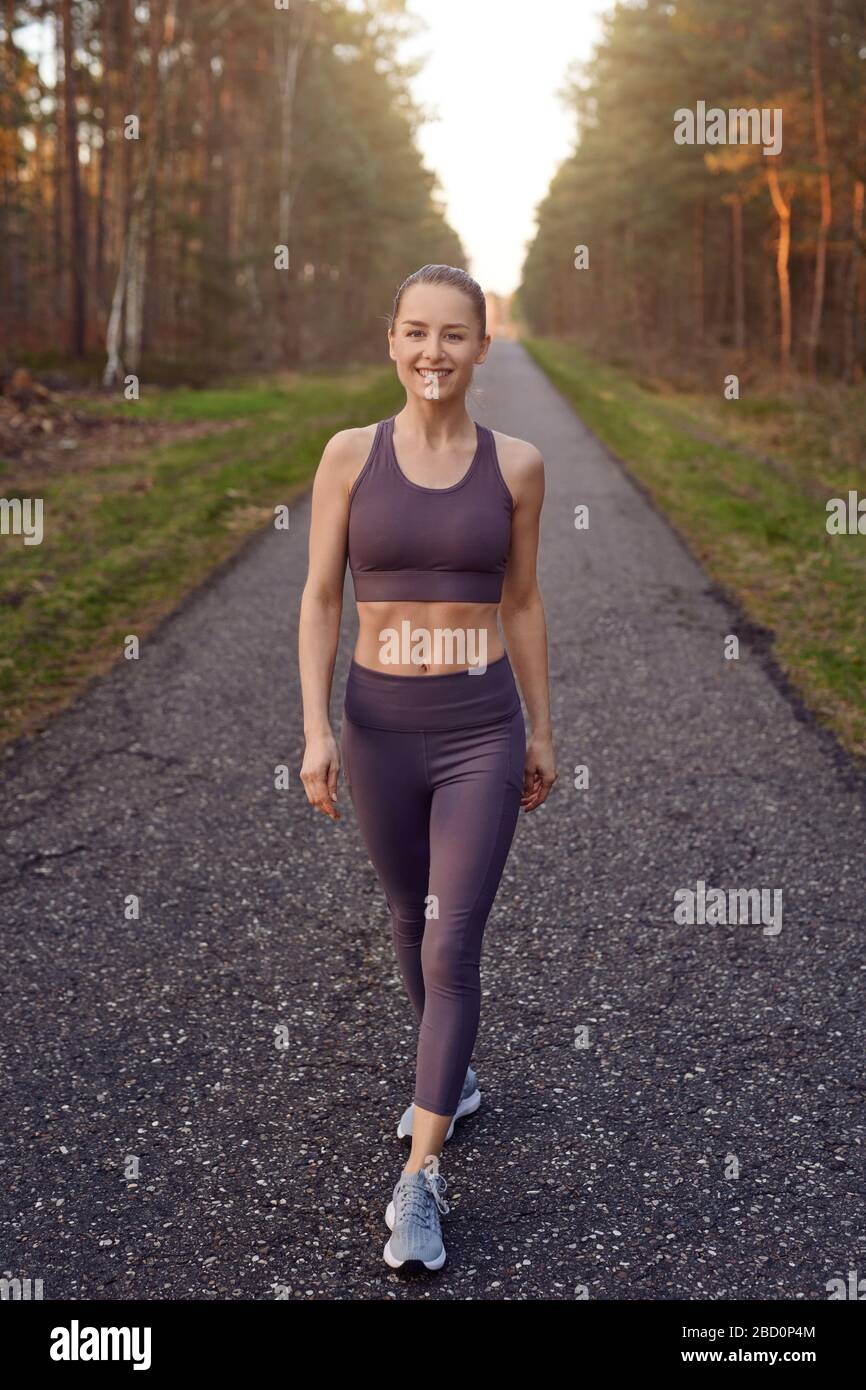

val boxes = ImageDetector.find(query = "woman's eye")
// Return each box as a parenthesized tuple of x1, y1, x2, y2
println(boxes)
(406, 330, 462, 340)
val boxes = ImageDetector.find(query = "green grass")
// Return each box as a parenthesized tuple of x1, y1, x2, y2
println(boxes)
(0, 366, 403, 744)
(524, 337, 866, 758)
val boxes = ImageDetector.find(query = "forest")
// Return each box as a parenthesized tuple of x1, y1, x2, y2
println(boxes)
(0, 0, 463, 383)
(5, 1, 864, 389)
(519, 0, 866, 384)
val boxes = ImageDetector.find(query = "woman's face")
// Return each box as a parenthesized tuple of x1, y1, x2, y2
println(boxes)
(388, 283, 490, 401)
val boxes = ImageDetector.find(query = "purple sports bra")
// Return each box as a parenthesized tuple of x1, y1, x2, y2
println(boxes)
(347, 416, 513, 603)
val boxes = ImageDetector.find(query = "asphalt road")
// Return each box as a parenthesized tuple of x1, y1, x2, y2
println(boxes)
(1, 340, 864, 1302)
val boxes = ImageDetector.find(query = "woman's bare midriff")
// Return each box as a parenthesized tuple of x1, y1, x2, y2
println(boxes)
(353, 600, 503, 675)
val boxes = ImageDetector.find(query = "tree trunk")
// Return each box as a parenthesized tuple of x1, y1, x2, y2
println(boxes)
(2, 0, 20, 330)
(53, 9, 65, 342)
(694, 198, 705, 346)
(273, 3, 312, 364)
(625, 221, 643, 355)
(62, 0, 86, 357)
(806, 0, 832, 376)
(95, 1, 113, 312)
(767, 166, 792, 371)
(731, 193, 745, 353)
(104, 0, 173, 382)
(842, 179, 865, 383)
(103, 232, 129, 387)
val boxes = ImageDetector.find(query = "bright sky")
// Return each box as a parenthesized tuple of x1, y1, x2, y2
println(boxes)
(401, 0, 605, 296)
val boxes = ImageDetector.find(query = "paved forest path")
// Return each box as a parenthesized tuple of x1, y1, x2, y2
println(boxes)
(2, 341, 863, 1300)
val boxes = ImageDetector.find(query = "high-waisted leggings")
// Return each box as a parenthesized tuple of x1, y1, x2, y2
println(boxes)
(340, 651, 525, 1117)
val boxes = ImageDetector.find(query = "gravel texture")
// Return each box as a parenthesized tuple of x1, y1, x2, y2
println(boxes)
(1, 341, 863, 1301)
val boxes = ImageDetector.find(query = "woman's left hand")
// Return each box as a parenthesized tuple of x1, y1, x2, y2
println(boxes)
(521, 733, 557, 811)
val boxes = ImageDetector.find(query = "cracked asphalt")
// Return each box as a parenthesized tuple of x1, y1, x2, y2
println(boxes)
(1, 340, 864, 1302)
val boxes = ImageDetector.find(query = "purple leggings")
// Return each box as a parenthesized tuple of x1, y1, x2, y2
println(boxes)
(340, 652, 525, 1117)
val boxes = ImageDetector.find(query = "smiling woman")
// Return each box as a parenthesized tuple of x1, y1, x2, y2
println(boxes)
(297, 262, 556, 1275)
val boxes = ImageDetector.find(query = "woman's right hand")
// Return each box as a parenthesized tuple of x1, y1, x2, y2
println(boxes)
(300, 730, 342, 821)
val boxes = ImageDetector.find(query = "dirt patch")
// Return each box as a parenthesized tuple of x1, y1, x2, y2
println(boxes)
(0, 369, 239, 484)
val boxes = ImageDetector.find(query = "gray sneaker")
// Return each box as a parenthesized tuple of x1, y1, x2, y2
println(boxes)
(396, 1066, 481, 1142)
(383, 1155, 450, 1271)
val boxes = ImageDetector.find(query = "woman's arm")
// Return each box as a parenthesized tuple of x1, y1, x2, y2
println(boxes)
(298, 431, 355, 821)
(498, 441, 557, 811)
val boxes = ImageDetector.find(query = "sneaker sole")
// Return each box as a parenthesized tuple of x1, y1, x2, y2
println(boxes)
(383, 1212, 447, 1272)
(383, 1236, 446, 1270)
(396, 1088, 481, 1141)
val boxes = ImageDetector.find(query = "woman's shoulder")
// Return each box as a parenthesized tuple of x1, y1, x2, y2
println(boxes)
(318, 421, 383, 497)
(489, 428, 544, 498)
(322, 421, 380, 464)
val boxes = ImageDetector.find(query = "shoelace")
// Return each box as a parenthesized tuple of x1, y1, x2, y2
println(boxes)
(396, 1180, 434, 1229)
(421, 1154, 450, 1216)
(395, 1156, 450, 1227)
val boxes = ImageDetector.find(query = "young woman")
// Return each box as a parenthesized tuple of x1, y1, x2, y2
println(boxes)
(299, 264, 555, 1271)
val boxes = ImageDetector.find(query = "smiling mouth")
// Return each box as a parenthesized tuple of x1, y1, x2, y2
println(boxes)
(416, 368, 452, 378)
